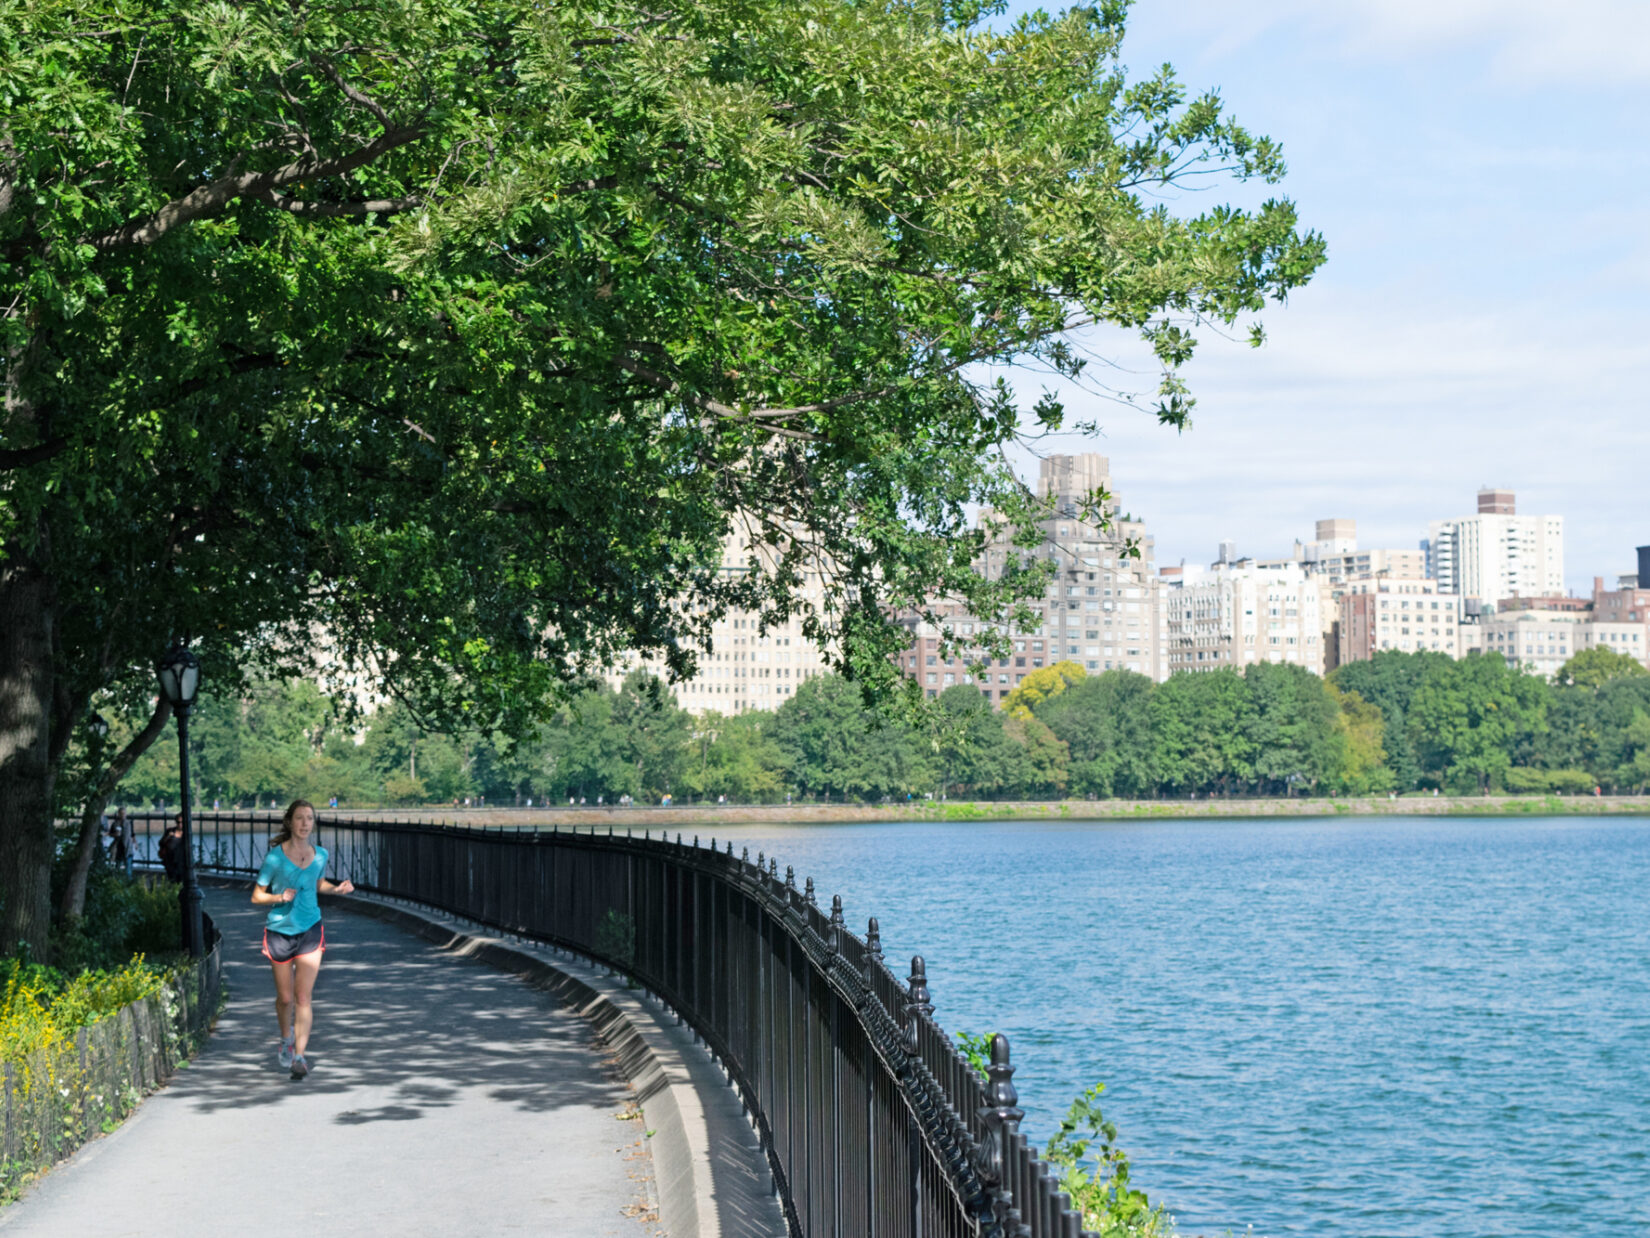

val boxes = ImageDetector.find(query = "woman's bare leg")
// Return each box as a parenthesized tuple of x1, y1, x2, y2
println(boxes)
(292, 951, 322, 1056)
(270, 961, 295, 1039)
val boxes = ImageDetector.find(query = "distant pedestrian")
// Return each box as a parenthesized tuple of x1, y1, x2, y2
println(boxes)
(252, 799, 355, 1081)
(157, 815, 186, 881)
(106, 807, 128, 866)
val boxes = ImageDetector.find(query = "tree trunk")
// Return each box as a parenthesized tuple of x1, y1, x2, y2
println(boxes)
(0, 530, 58, 959)
(60, 694, 172, 922)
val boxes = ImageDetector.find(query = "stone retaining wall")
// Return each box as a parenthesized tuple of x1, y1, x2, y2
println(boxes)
(1, 921, 222, 1195)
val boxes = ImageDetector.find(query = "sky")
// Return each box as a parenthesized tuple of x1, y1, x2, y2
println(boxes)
(993, 0, 1650, 592)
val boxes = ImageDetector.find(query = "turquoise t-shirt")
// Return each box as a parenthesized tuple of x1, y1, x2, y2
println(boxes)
(256, 845, 328, 935)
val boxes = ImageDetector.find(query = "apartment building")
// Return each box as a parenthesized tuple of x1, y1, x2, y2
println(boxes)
(605, 531, 832, 714)
(1161, 559, 1326, 674)
(1426, 488, 1564, 604)
(1337, 578, 1463, 664)
(895, 453, 1164, 702)
(1476, 606, 1588, 680)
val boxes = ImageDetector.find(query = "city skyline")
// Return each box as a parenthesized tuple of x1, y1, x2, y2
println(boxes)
(995, 0, 1649, 594)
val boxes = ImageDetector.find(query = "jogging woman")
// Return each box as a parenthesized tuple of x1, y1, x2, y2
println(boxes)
(252, 799, 354, 1079)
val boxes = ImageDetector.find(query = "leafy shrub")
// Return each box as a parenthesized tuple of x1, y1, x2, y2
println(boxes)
(594, 908, 636, 971)
(0, 957, 163, 1067)
(49, 862, 184, 974)
(1046, 1084, 1175, 1238)
(957, 1033, 1176, 1237)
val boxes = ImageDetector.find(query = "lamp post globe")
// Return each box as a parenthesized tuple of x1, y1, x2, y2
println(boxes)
(156, 642, 205, 957)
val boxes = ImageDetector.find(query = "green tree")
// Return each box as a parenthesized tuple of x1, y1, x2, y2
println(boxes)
(1003, 713, 1070, 798)
(1408, 654, 1549, 793)
(0, 0, 1322, 954)
(682, 711, 786, 804)
(1148, 670, 1254, 795)
(1034, 671, 1155, 798)
(770, 675, 931, 801)
(935, 683, 1023, 798)
(1326, 684, 1390, 795)
(611, 673, 693, 801)
(1555, 646, 1649, 690)
(1329, 651, 1455, 790)
(1244, 662, 1343, 794)
(1621, 708, 1650, 793)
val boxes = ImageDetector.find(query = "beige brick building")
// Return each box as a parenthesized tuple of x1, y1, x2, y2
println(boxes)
(605, 531, 832, 714)
(1161, 559, 1326, 674)
(1337, 578, 1463, 664)
(895, 452, 1165, 703)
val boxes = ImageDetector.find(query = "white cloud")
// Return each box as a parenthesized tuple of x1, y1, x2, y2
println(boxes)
(1002, 287, 1650, 591)
(1134, 0, 1650, 87)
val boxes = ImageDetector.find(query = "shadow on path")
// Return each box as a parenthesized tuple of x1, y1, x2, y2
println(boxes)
(1, 890, 655, 1238)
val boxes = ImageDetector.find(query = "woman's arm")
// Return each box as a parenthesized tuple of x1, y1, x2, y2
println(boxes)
(318, 878, 356, 895)
(251, 882, 297, 906)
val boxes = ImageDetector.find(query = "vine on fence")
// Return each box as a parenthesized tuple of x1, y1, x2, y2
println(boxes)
(957, 1032, 1176, 1238)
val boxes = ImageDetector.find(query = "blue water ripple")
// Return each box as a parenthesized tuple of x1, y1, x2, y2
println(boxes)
(705, 815, 1650, 1238)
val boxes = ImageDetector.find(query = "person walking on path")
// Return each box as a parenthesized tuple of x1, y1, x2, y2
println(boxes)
(157, 814, 186, 881)
(252, 799, 354, 1080)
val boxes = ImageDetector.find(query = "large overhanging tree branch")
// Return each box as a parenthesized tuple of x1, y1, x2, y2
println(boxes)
(0, 0, 1324, 957)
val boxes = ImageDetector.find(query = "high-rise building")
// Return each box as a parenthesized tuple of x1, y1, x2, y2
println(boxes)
(1161, 559, 1325, 674)
(898, 453, 1164, 703)
(1425, 488, 1564, 604)
(1258, 518, 1430, 672)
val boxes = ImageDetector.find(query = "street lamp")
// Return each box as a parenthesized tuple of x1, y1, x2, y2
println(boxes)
(156, 642, 204, 957)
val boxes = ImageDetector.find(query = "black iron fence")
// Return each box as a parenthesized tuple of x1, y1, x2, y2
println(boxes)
(128, 812, 1096, 1238)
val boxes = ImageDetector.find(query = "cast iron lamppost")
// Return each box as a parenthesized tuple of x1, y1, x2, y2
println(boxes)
(156, 642, 204, 957)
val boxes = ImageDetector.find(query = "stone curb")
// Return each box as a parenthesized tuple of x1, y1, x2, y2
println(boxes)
(331, 893, 787, 1238)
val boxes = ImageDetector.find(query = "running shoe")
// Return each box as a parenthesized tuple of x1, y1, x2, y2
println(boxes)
(278, 1035, 295, 1069)
(290, 1054, 310, 1080)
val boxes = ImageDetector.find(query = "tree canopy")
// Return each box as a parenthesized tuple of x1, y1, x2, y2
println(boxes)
(105, 652, 1650, 810)
(1, 0, 1323, 954)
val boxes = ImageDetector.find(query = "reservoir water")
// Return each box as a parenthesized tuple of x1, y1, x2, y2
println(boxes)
(704, 815, 1650, 1237)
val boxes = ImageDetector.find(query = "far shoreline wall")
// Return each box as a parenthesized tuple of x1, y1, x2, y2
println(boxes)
(311, 795, 1650, 827)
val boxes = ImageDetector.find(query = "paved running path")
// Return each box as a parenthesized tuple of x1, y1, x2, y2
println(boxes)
(1, 889, 654, 1237)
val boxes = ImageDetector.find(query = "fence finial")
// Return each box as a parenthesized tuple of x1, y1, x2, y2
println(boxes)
(905, 956, 934, 1048)
(978, 1032, 1025, 1205)
(804, 876, 816, 908)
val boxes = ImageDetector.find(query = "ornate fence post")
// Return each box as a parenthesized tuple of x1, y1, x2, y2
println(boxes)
(978, 1033, 1029, 1238)
(906, 956, 935, 1237)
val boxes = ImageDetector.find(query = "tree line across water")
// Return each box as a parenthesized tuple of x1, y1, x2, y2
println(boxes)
(104, 647, 1650, 808)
